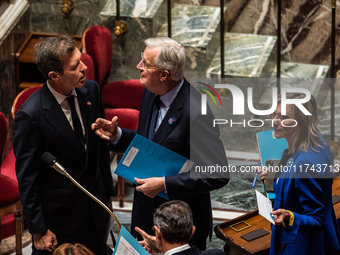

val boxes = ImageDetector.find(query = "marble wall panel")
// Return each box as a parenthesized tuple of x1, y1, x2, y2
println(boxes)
(228, 0, 340, 76)
(0, 9, 30, 134)
(30, 1, 100, 35)
(156, 4, 222, 72)
(207, 33, 277, 77)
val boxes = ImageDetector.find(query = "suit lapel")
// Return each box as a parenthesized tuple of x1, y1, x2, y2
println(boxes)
(41, 84, 86, 160)
(152, 80, 189, 144)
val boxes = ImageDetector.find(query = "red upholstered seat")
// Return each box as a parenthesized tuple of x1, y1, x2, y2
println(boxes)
(82, 25, 112, 88)
(11, 84, 43, 120)
(81, 52, 95, 81)
(103, 79, 144, 130)
(0, 112, 8, 164)
(105, 108, 140, 130)
(1, 150, 16, 181)
(0, 112, 23, 253)
(0, 174, 19, 205)
(102, 79, 144, 110)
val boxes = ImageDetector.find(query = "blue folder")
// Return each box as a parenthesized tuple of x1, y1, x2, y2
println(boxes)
(256, 130, 288, 166)
(114, 134, 194, 200)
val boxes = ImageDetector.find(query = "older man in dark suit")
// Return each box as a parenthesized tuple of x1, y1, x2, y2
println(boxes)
(14, 35, 114, 255)
(92, 37, 229, 250)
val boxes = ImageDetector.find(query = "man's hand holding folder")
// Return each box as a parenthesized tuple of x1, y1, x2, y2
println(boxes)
(135, 177, 165, 198)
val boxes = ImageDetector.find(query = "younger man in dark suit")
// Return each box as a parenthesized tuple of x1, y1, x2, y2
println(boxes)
(136, 200, 225, 255)
(14, 34, 114, 254)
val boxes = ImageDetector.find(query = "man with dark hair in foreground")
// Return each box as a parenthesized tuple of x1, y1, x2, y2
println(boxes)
(136, 200, 225, 255)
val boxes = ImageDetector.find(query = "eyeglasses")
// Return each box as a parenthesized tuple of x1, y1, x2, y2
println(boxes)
(139, 52, 162, 71)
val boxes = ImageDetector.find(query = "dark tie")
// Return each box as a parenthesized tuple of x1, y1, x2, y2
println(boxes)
(66, 95, 85, 148)
(148, 96, 161, 140)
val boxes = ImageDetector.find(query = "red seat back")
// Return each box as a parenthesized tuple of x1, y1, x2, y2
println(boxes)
(101, 79, 144, 110)
(0, 112, 8, 166)
(81, 52, 95, 81)
(82, 26, 113, 87)
(11, 85, 43, 120)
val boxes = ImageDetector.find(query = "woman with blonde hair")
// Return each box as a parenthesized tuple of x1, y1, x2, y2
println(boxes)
(261, 93, 340, 255)
(53, 243, 95, 255)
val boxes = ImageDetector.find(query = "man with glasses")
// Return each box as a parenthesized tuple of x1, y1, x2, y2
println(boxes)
(92, 37, 229, 250)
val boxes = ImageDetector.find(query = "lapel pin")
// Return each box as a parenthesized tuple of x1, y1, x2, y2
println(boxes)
(168, 118, 176, 125)
(87, 101, 91, 106)
(287, 158, 294, 167)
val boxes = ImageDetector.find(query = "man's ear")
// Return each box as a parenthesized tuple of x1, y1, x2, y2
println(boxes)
(160, 70, 170, 81)
(154, 226, 162, 240)
(49, 71, 60, 81)
(190, 226, 196, 239)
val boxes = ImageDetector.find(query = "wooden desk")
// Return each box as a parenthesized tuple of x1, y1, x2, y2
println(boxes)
(332, 176, 340, 219)
(215, 175, 340, 255)
(15, 33, 82, 92)
(215, 210, 271, 255)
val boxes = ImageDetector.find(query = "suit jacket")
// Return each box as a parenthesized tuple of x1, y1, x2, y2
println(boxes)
(13, 81, 114, 240)
(111, 78, 229, 249)
(173, 246, 225, 255)
(270, 136, 340, 255)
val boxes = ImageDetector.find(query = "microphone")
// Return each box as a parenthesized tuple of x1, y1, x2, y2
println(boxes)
(41, 152, 121, 234)
(41, 152, 67, 175)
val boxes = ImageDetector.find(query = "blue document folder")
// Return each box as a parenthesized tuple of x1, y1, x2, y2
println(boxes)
(112, 226, 149, 255)
(256, 130, 288, 166)
(114, 134, 194, 200)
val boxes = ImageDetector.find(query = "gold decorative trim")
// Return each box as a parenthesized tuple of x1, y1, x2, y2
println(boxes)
(229, 221, 251, 232)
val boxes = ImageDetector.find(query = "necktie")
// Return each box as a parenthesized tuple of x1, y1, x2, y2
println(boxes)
(66, 95, 85, 148)
(148, 96, 161, 140)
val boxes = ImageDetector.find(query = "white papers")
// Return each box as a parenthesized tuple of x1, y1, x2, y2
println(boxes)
(112, 226, 149, 255)
(255, 190, 275, 224)
(115, 236, 140, 255)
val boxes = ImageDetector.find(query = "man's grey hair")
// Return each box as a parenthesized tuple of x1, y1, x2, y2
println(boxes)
(144, 37, 186, 81)
(34, 34, 76, 80)
(153, 200, 193, 244)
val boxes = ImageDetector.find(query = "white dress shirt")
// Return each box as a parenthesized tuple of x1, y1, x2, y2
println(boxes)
(47, 81, 85, 137)
(164, 244, 191, 255)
